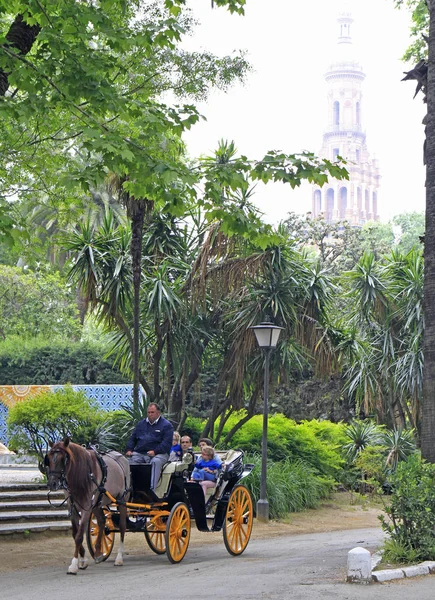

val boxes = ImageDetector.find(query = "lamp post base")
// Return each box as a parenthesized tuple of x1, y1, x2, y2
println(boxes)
(256, 498, 269, 523)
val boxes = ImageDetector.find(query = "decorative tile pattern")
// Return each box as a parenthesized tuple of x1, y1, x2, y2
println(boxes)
(0, 384, 144, 445)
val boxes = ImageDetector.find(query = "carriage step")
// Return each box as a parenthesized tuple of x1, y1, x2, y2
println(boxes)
(0, 520, 72, 535)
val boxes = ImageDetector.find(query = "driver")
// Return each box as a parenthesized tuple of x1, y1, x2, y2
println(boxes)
(125, 402, 173, 490)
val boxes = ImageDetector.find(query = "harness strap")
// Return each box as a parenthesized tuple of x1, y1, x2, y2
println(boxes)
(88, 445, 108, 492)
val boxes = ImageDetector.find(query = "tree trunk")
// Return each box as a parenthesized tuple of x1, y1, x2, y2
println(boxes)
(422, 2, 435, 462)
(129, 199, 146, 409)
(0, 14, 41, 96)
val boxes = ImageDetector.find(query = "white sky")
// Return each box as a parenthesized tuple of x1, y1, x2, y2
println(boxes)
(182, 0, 426, 225)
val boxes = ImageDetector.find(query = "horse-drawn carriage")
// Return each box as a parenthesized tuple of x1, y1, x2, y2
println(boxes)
(45, 440, 254, 572)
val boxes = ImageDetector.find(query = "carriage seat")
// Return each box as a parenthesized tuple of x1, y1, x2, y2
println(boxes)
(154, 459, 187, 497)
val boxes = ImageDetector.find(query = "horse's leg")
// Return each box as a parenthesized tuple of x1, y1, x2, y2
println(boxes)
(114, 503, 127, 566)
(67, 505, 81, 575)
(68, 509, 90, 575)
(93, 506, 106, 564)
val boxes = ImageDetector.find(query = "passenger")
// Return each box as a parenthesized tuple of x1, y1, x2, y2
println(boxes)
(180, 435, 193, 454)
(169, 431, 182, 461)
(198, 437, 214, 450)
(191, 445, 222, 498)
(125, 402, 173, 490)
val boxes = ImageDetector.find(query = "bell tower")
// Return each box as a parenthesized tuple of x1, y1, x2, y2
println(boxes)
(311, 7, 380, 225)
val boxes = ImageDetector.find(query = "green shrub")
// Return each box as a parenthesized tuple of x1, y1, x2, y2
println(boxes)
(355, 445, 388, 494)
(220, 413, 344, 479)
(380, 454, 435, 562)
(7, 386, 110, 462)
(243, 454, 334, 519)
(0, 336, 129, 384)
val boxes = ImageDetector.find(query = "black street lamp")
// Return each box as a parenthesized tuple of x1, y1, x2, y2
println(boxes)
(250, 321, 283, 522)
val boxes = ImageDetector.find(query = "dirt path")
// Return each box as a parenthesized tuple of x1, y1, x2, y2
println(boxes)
(0, 493, 384, 573)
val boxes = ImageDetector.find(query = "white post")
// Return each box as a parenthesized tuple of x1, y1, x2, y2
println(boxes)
(347, 547, 372, 583)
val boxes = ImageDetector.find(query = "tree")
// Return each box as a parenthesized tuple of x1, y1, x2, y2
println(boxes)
(0, 264, 81, 340)
(392, 211, 425, 254)
(397, 0, 435, 460)
(1, 1, 348, 414)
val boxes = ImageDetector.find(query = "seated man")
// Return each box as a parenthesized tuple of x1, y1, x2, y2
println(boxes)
(180, 435, 193, 455)
(125, 402, 173, 490)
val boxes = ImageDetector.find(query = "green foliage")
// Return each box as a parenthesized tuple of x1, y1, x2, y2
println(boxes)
(380, 454, 435, 562)
(0, 336, 129, 384)
(382, 428, 416, 471)
(392, 212, 425, 254)
(220, 414, 344, 479)
(395, 0, 429, 62)
(244, 454, 334, 519)
(7, 386, 106, 461)
(180, 417, 204, 445)
(342, 420, 382, 463)
(0, 265, 81, 340)
(355, 445, 388, 493)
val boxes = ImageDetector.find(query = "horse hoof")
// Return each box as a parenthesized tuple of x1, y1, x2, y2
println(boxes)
(79, 560, 89, 570)
(94, 555, 104, 564)
(67, 570, 78, 575)
(114, 561, 123, 567)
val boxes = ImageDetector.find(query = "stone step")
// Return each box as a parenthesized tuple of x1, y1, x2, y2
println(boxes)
(0, 499, 67, 511)
(0, 482, 46, 492)
(0, 510, 69, 522)
(0, 520, 72, 535)
(0, 489, 62, 501)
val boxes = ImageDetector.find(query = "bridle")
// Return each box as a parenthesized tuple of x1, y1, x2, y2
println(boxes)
(44, 448, 69, 507)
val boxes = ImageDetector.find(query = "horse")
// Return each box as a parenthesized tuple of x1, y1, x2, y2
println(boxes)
(45, 437, 130, 575)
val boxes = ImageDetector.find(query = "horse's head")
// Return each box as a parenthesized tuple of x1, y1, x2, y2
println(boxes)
(44, 438, 71, 491)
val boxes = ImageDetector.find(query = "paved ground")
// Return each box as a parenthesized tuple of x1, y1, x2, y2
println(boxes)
(2, 527, 435, 600)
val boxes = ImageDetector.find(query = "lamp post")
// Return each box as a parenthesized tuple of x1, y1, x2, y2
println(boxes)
(250, 321, 283, 522)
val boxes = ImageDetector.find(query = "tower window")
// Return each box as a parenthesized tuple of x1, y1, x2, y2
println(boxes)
(339, 187, 347, 219)
(333, 101, 340, 127)
(356, 102, 361, 126)
(372, 192, 377, 218)
(333, 148, 340, 161)
(326, 189, 334, 222)
(356, 149, 360, 162)
(365, 189, 370, 216)
(314, 190, 321, 215)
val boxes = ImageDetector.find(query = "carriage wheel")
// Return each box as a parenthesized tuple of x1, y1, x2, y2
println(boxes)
(86, 508, 115, 561)
(223, 485, 253, 556)
(165, 502, 191, 564)
(144, 515, 167, 554)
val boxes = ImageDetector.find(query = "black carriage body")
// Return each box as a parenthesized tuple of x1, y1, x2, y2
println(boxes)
(128, 450, 253, 532)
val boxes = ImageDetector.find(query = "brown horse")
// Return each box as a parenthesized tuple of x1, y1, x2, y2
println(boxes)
(45, 438, 130, 574)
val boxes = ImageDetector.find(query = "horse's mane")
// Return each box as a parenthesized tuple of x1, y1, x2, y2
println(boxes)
(54, 440, 99, 499)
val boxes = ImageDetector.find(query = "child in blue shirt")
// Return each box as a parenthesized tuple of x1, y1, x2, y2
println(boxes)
(169, 431, 182, 462)
(191, 445, 222, 495)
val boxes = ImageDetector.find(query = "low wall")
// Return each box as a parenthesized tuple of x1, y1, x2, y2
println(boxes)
(0, 384, 142, 445)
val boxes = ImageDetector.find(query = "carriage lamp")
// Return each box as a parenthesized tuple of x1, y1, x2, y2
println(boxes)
(250, 321, 283, 523)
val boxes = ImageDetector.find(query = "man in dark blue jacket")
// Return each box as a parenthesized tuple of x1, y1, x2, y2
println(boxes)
(126, 402, 173, 490)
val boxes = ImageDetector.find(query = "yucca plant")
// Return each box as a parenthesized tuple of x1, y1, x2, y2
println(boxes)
(342, 420, 382, 463)
(382, 428, 416, 471)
